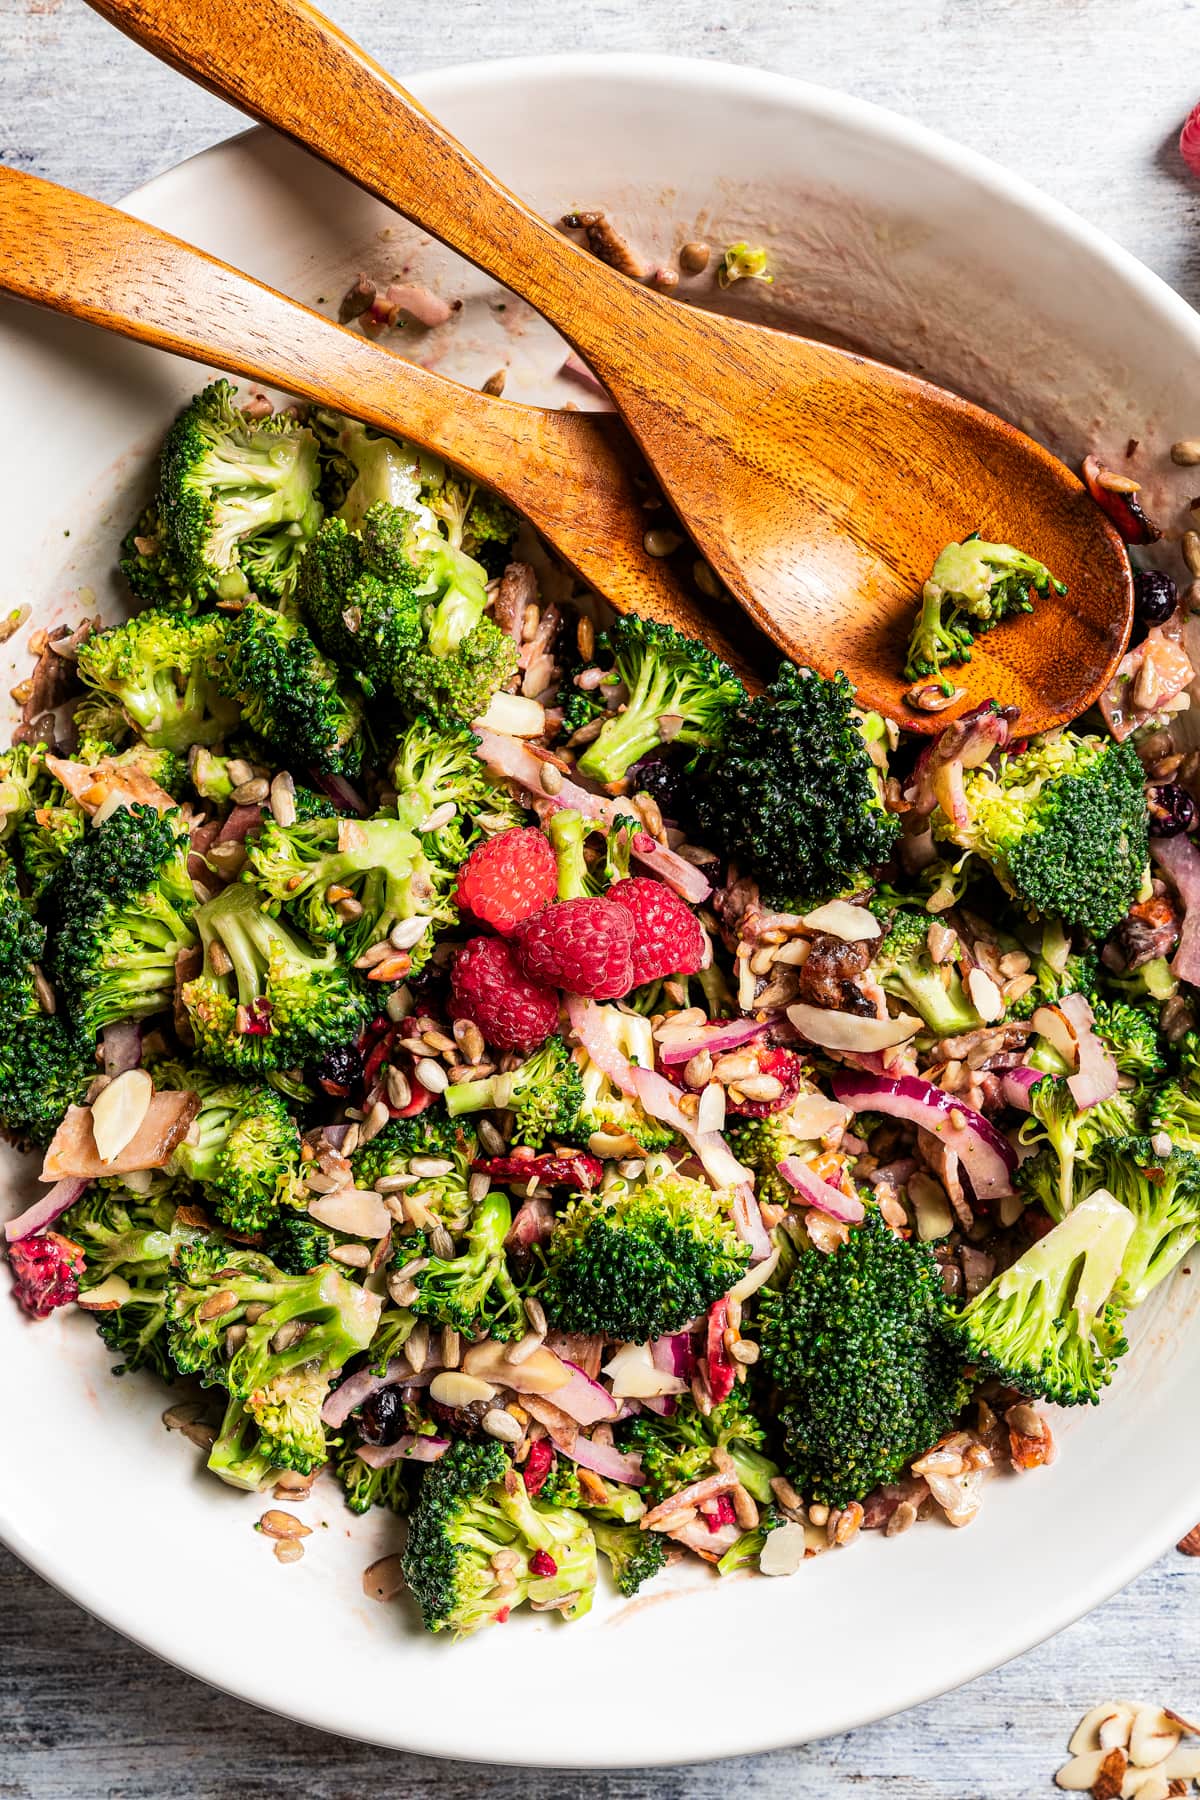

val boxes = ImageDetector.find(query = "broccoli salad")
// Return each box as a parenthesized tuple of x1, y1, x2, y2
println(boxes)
(4, 379, 1199, 1639)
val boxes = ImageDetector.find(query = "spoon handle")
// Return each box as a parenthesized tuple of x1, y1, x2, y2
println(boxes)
(87, 0, 642, 363)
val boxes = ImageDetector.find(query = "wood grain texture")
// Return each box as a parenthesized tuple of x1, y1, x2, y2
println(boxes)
(4, 1, 1200, 1793)
(0, 166, 769, 681)
(80, 0, 1136, 732)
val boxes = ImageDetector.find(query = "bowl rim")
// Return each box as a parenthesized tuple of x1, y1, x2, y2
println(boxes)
(5, 50, 1200, 1767)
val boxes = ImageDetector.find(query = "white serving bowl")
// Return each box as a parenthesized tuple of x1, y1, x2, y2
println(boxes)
(3, 54, 1200, 1769)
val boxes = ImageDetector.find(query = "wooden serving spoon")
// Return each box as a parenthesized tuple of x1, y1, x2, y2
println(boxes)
(85, 0, 1134, 735)
(0, 165, 770, 688)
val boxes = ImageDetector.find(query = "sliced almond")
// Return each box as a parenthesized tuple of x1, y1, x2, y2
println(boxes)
(475, 691, 546, 737)
(1057, 1749, 1116, 1791)
(966, 966, 1004, 1023)
(1162, 1747, 1200, 1777)
(1031, 1003, 1080, 1068)
(1164, 1712, 1200, 1739)
(1092, 1747, 1128, 1799)
(308, 1186, 391, 1238)
(783, 1091, 851, 1140)
(1122, 1771, 1172, 1800)
(799, 899, 881, 942)
(1100, 1706, 1138, 1752)
(76, 1273, 131, 1311)
(429, 1371, 496, 1409)
(696, 1080, 726, 1135)
(1071, 1704, 1130, 1757)
(759, 1519, 809, 1576)
(1130, 1708, 1182, 1768)
(786, 1001, 921, 1052)
(89, 1068, 154, 1165)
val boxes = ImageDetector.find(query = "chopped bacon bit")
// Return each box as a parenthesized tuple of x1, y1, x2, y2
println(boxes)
(705, 1298, 737, 1406)
(1008, 1417, 1055, 1471)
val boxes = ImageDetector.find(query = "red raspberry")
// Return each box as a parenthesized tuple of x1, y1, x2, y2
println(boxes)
(515, 897, 634, 1000)
(449, 935, 559, 1052)
(7, 1231, 85, 1319)
(455, 827, 557, 937)
(607, 875, 705, 986)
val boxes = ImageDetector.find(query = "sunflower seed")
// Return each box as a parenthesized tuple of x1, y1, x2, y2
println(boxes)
(231, 777, 269, 804)
(257, 1509, 311, 1541)
(415, 1057, 448, 1094)
(269, 771, 297, 827)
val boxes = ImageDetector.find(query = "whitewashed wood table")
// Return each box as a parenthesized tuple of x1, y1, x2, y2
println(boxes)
(4, 2, 1200, 1794)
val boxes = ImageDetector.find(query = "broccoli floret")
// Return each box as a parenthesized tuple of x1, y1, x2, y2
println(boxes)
(319, 414, 518, 561)
(758, 1211, 968, 1506)
(539, 1458, 582, 1509)
(389, 714, 525, 867)
(1106, 957, 1178, 1006)
(1090, 999, 1165, 1082)
(955, 1189, 1133, 1404)
(71, 692, 133, 750)
(333, 1434, 414, 1516)
(246, 815, 443, 967)
(717, 241, 772, 286)
(904, 536, 1065, 691)
(292, 784, 340, 822)
(95, 1273, 176, 1381)
(541, 1164, 749, 1342)
(692, 664, 900, 907)
(187, 747, 236, 805)
(0, 744, 53, 844)
(871, 907, 983, 1037)
(400, 1439, 597, 1636)
(267, 1213, 334, 1274)
(60, 1185, 177, 1375)
(407, 1188, 523, 1340)
(157, 380, 322, 604)
(545, 808, 639, 902)
(444, 1036, 584, 1150)
(297, 506, 426, 697)
(1148, 1080, 1200, 1153)
(716, 1511, 784, 1577)
(574, 1007, 675, 1152)
(624, 1389, 778, 1505)
(168, 1242, 380, 1475)
(216, 599, 364, 777)
(1015, 1074, 1141, 1222)
(75, 611, 239, 754)
(119, 502, 194, 610)
(400, 616, 519, 730)
(47, 803, 197, 1037)
(181, 879, 370, 1075)
(729, 1110, 836, 1212)
(573, 617, 745, 786)
(0, 1012, 94, 1146)
(932, 732, 1149, 938)
(1010, 920, 1097, 1021)
(164, 1064, 305, 1233)
(207, 1393, 280, 1491)
(590, 1518, 669, 1597)
(1091, 1135, 1200, 1309)
(351, 1115, 476, 1235)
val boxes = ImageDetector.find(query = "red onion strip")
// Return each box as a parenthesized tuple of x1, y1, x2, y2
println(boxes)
(4, 1176, 90, 1244)
(777, 1155, 866, 1223)
(355, 1434, 450, 1470)
(831, 1070, 1015, 1201)
(1153, 832, 1200, 986)
(1059, 991, 1119, 1110)
(657, 1017, 770, 1067)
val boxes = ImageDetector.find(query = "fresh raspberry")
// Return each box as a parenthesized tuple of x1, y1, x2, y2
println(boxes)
(514, 897, 634, 1000)
(455, 827, 558, 937)
(607, 875, 706, 986)
(1182, 100, 1200, 179)
(449, 935, 559, 1052)
(7, 1231, 85, 1319)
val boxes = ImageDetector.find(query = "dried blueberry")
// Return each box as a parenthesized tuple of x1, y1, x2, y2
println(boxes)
(359, 1384, 406, 1445)
(1134, 569, 1177, 628)
(312, 1041, 364, 1098)
(1148, 783, 1196, 838)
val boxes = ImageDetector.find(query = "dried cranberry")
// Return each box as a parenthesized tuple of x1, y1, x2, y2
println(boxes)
(313, 1041, 364, 1099)
(1134, 569, 1178, 628)
(472, 1150, 604, 1189)
(359, 1385, 406, 1445)
(1148, 783, 1197, 838)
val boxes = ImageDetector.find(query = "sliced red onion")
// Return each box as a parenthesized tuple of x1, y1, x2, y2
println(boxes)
(705, 1299, 736, 1405)
(730, 1180, 773, 1262)
(631, 1064, 753, 1193)
(101, 1021, 143, 1077)
(650, 1332, 695, 1381)
(474, 729, 710, 902)
(553, 1360, 619, 1426)
(658, 1017, 770, 1067)
(777, 1156, 865, 1223)
(381, 283, 453, 329)
(832, 1070, 1015, 1201)
(566, 994, 640, 1098)
(559, 351, 609, 398)
(1000, 1066, 1044, 1112)
(904, 702, 1016, 817)
(355, 1434, 449, 1470)
(320, 1122, 356, 1152)
(557, 1434, 645, 1487)
(310, 770, 369, 817)
(321, 1354, 439, 1428)
(214, 803, 263, 845)
(639, 1394, 679, 1418)
(1153, 831, 1200, 985)
(4, 1176, 89, 1245)
(1060, 992, 1119, 1110)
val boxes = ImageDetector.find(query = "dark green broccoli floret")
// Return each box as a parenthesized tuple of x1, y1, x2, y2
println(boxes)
(444, 1036, 584, 1150)
(95, 1274, 176, 1381)
(932, 732, 1149, 938)
(0, 855, 93, 1142)
(75, 612, 239, 754)
(624, 1388, 778, 1505)
(1148, 1078, 1200, 1153)
(168, 1241, 380, 1476)
(400, 1439, 597, 1636)
(573, 616, 745, 786)
(157, 380, 323, 604)
(1090, 999, 1165, 1082)
(729, 1113, 828, 1211)
(1092, 1135, 1200, 1309)
(216, 599, 364, 777)
(351, 1114, 477, 1235)
(47, 803, 197, 1038)
(399, 616, 519, 730)
(1015, 1073, 1142, 1222)
(292, 784, 340, 822)
(540, 1166, 749, 1342)
(904, 536, 1065, 691)
(298, 506, 426, 697)
(246, 814, 445, 967)
(119, 502, 194, 610)
(692, 664, 901, 907)
(333, 1434, 415, 1516)
(162, 1063, 305, 1233)
(61, 1186, 176, 1377)
(955, 1190, 1132, 1404)
(758, 1211, 968, 1506)
(408, 1189, 523, 1340)
(267, 1213, 334, 1274)
(590, 1518, 669, 1598)
(871, 908, 983, 1037)
(181, 879, 370, 1075)
(318, 414, 518, 561)
(539, 1458, 582, 1510)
